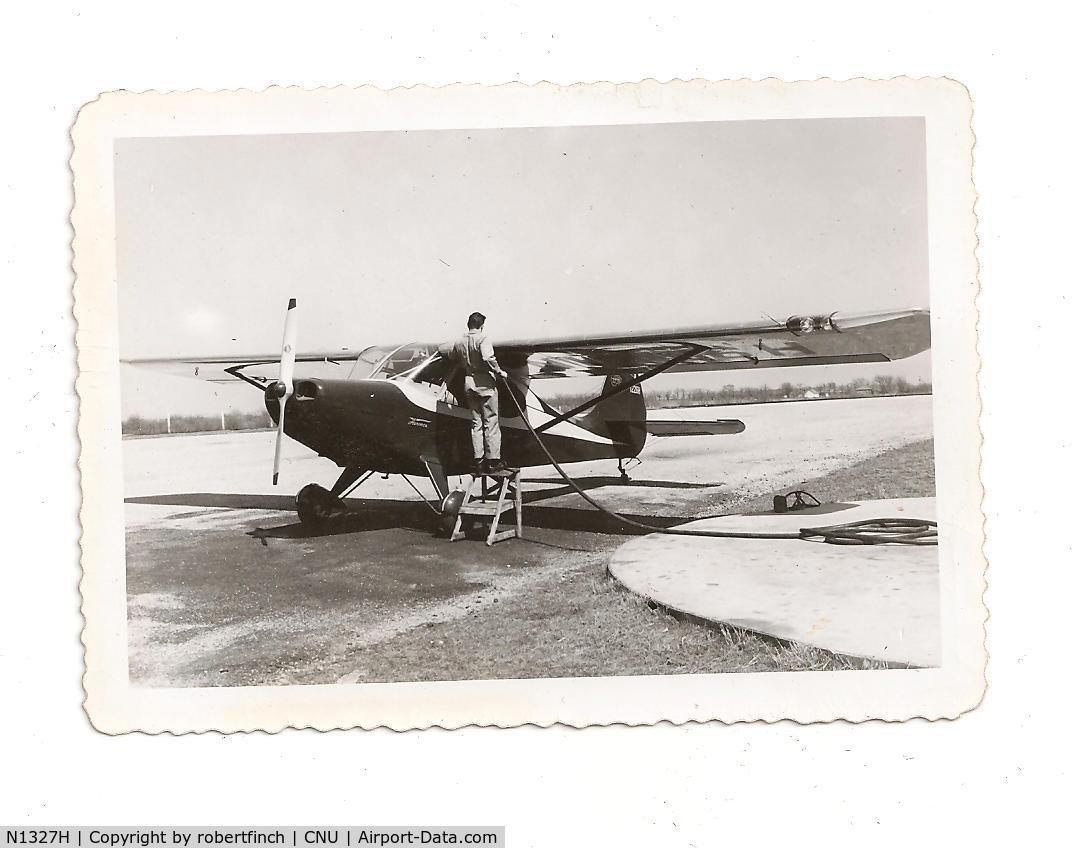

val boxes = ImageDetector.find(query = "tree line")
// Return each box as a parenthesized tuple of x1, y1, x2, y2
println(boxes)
(545, 374, 933, 411)
(122, 374, 932, 435)
(122, 410, 273, 436)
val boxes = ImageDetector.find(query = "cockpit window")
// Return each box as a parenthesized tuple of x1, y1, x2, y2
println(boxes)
(397, 352, 451, 386)
(391, 350, 466, 405)
(346, 345, 395, 379)
(349, 343, 436, 379)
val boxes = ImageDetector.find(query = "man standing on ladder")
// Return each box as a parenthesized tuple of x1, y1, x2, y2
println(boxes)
(451, 311, 508, 477)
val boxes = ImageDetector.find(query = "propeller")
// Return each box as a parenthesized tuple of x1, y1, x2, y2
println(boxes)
(271, 298, 298, 485)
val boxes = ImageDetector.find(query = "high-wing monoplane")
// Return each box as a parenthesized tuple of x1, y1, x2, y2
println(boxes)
(128, 302, 931, 527)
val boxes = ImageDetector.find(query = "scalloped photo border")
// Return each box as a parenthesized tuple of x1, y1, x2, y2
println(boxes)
(72, 79, 984, 733)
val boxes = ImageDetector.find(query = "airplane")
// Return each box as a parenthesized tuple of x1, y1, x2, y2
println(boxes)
(128, 302, 931, 531)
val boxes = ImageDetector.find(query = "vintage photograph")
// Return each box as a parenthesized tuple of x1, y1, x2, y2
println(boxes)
(74, 81, 983, 731)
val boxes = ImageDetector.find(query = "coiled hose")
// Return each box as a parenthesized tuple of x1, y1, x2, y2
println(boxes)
(500, 378, 937, 546)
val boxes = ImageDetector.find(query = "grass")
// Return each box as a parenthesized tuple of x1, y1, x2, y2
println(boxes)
(335, 563, 887, 684)
(735, 437, 936, 509)
(324, 438, 935, 683)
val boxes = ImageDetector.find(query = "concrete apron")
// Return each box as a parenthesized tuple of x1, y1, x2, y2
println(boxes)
(608, 498, 940, 667)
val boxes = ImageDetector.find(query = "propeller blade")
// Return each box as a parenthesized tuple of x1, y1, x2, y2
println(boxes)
(272, 396, 287, 486)
(280, 297, 298, 394)
(272, 298, 297, 486)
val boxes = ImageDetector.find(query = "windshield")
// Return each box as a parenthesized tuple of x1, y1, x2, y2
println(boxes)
(346, 345, 396, 380)
(350, 342, 439, 379)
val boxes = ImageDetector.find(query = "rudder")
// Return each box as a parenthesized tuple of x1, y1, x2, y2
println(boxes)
(579, 373, 648, 457)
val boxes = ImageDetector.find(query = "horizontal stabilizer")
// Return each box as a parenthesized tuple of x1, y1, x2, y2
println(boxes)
(645, 418, 746, 437)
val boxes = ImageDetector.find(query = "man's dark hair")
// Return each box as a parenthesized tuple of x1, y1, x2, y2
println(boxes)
(467, 312, 486, 330)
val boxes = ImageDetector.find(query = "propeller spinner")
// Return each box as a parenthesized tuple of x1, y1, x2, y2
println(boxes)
(271, 298, 297, 485)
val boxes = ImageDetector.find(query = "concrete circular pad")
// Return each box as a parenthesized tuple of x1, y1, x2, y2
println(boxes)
(609, 498, 940, 667)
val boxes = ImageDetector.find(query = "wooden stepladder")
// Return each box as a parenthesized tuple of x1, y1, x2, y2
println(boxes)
(449, 469, 522, 545)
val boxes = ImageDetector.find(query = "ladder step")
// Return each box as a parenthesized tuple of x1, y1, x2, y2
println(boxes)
(459, 504, 513, 516)
(449, 468, 523, 545)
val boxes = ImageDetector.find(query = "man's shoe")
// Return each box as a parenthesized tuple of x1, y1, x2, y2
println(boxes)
(485, 458, 508, 476)
(471, 459, 486, 477)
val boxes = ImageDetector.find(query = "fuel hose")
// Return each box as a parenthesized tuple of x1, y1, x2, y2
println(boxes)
(500, 378, 937, 546)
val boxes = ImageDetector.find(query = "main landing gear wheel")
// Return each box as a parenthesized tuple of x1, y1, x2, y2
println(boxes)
(295, 483, 348, 526)
(438, 490, 466, 537)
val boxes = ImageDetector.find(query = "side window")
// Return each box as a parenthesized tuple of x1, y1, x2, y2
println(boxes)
(409, 354, 464, 406)
(414, 354, 449, 387)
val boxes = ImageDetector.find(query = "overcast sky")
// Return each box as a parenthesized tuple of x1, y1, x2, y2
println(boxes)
(115, 117, 930, 416)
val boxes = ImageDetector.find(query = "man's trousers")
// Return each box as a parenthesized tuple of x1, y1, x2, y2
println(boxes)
(466, 388, 501, 461)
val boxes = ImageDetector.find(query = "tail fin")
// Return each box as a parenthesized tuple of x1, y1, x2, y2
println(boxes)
(579, 374, 648, 457)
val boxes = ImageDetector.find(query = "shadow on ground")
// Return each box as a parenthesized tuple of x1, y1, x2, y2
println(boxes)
(524, 476, 718, 490)
(126, 487, 717, 540)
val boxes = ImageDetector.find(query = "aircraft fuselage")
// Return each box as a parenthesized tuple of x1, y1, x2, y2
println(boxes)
(265, 377, 637, 479)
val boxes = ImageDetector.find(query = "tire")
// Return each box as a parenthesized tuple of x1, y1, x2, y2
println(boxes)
(295, 483, 338, 526)
(438, 490, 465, 536)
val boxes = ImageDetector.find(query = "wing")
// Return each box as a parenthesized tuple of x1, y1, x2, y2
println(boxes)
(124, 341, 443, 387)
(496, 309, 930, 379)
(122, 350, 377, 387)
(125, 309, 930, 387)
